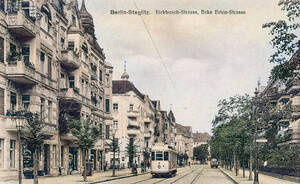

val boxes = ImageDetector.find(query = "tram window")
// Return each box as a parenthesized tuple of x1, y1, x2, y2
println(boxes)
(151, 152, 155, 160)
(164, 152, 169, 161)
(156, 151, 163, 161)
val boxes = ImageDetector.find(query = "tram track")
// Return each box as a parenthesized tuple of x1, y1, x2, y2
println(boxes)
(131, 166, 200, 184)
(169, 166, 203, 184)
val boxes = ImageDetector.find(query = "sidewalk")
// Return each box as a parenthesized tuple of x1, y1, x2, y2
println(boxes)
(219, 167, 299, 184)
(0, 168, 150, 184)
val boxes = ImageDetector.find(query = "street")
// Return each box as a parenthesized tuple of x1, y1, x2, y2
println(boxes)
(104, 165, 233, 184)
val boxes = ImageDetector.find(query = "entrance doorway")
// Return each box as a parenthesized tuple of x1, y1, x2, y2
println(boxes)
(44, 144, 50, 175)
(69, 147, 78, 172)
(91, 149, 96, 170)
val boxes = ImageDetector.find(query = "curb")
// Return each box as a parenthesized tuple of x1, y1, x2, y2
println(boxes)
(88, 172, 150, 184)
(218, 168, 239, 184)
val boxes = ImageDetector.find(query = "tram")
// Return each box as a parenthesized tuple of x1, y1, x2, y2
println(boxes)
(151, 142, 177, 177)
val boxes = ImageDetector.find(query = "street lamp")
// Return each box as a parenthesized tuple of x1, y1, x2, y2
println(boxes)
(14, 116, 24, 184)
(253, 88, 259, 184)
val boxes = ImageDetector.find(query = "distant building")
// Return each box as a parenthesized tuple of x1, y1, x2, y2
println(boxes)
(110, 71, 156, 167)
(175, 123, 193, 162)
(192, 132, 210, 148)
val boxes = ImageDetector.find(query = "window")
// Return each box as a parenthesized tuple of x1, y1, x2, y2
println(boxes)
(146, 141, 149, 148)
(0, 37, 3, 63)
(47, 56, 52, 79)
(21, 1, 30, 17)
(10, 92, 16, 110)
(113, 103, 118, 112)
(99, 70, 103, 81)
(69, 76, 75, 88)
(164, 152, 169, 161)
(72, 15, 76, 27)
(99, 124, 103, 137)
(22, 46, 30, 64)
(105, 125, 110, 139)
(0, 0, 4, 12)
(155, 151, 163, 161)
(22, 95, 30, 110)
(53, 145, 57, 167)
(8, 0, 17, 13)
(40, 52, 45, 73)
(10, 140, 15, 168)
(48, 101, 52, 123)
(105, 99, 110, 113)
(129, 104, 133, 112)
(61, 146, 64, 167)
(10, 43, 16, 53)
(61, 37, 65, 48)
(151, 152, 155, 161)
(0, 88, 4, 115)
(81, 79, 84, 94)
(40, 98, 45, 119)
(113, 120, 118, 130)
(68, 41, 75, 51)
(0, 139, 3, 168)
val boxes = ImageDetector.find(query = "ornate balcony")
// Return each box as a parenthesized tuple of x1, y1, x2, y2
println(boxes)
(6, 61, 57, 89)
(127, 128, 140, 136)
(286, 80, 300, 94)
(6, 11, 36, 40)
(60, 133, 78, 141)
(60, 50, 80, 71)
(144, 131, 151, 138)
(5, 116, 57, 139)
(58, 88, 90, 106)
(127, 110, 139, 117)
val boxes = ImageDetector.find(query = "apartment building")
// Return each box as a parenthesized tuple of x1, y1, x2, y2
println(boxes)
(0, 0, 112, 179)
(110, 72, 156, 168)
(192, 132, 210, 148)
(175, 123, 194, 162)
(256, 50, 300, 146)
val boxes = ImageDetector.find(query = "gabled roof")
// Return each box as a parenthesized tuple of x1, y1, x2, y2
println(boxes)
(192, 132, 210, 143)
(176, 123, 192, 137)
(112, 80, 145, 99)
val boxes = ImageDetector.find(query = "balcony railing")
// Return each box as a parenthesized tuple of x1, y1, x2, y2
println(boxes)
(60, 50, 80, 71)
(6, 11, 36, 40)
(286, 80, 300, 94)
(5, 116, 57, 138)
(127, 110, 139, 117)
(6, 60, 57, 89)
(59, 88, 91, 106)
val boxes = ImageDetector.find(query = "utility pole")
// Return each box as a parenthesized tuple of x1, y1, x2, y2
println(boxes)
(253, 88, 259, 184)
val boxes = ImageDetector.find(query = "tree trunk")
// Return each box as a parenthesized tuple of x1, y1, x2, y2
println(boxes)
(243, 160, 245, 178)
(249, 144, 253, 181)
(34, 148, 38, 184)
(83, 149, 87, 182)
(112, 149, 116, 177)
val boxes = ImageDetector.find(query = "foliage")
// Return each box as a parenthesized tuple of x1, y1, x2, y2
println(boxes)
(262, 0, 300, 82)
(126, 137, 138, 167)
(69, 117, 100, 149)
(193, 144, 209, 163)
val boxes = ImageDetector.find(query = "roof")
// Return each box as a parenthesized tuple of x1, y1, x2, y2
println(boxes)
(192, 132, 210, 143)
(112, 80, 145, 99)
(168, 110, 175, 122)
(175, 123, 192, 137)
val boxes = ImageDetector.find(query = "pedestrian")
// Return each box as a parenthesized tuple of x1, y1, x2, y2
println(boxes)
(189, 161, 191, 167)
(141, 161, 145, 173)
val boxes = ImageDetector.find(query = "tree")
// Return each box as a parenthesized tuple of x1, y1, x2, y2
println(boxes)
(193, 144, 209, 164)
(126, 137, 137, 169)
(106, 134, 120, 176)
(69, 117, 100, 181)
(7, 110, 46, 184)
(263, 0, 300, 82)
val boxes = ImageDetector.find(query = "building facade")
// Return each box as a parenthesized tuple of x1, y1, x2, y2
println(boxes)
(175, 123, 193, 163)
(110, 73, 156, 168)
(0, 0, 113, 180)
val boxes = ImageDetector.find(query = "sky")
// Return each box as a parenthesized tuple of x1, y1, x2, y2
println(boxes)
(81, 0, 286, 134)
